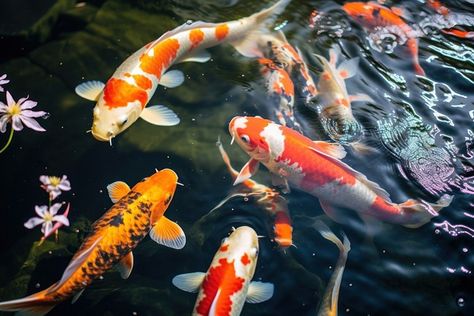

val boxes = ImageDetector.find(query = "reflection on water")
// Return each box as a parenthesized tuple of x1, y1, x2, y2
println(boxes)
(0, 0, 473, 315)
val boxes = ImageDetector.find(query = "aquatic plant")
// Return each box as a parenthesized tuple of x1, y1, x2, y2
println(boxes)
(40, 175, 71, 200)
(0, 90, 48, 154)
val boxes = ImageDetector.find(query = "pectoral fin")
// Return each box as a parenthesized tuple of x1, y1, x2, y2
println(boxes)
(117, 251, 134, 279)
(75, 81, 104, 101)
(172, 272, 206, 293)
(246, 281, 274, 303)
(349, 93, 373, 103)
(310, 141, 347, 159)
(233, 158, 260, 185)
(180, 50, 211, 63)
(71, 289, 85, 304)
(319, 200, 346, 224)
(140, 105, 180, 126)
(160, 70, 184, 88)
(149, 216, 186, 249)
(107, 181, 130, 203)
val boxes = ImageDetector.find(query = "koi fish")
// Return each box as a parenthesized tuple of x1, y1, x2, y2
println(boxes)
(314, 221, 350, 316)
(75, 0, 291, 142)
(210, 137, 293, 248)
(313, 46, 371, 143)
(343, 2, 425, 76)
(229, 116, 453, 228)
(0, 169, 185, 315)
(426, 0, 474, 39)
(254, 31, 318, 104)
(258, 57, 301, 131)
(172, 226, 273, 316)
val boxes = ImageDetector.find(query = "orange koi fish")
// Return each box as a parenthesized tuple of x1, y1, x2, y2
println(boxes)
(254, 31, 318, 104)
(343, 2, 425, 75)
(229, 116, 453, 228)
(75, 0, 291, 142)
(0, 169, 185, 315)
(313, 46, 372, 143)
(258, 57, 300, 131)
(172, 226, 274, 316)
(314, 221, 351, 316)
(210, 137, 293, 248)
(427, 0, 474, 39)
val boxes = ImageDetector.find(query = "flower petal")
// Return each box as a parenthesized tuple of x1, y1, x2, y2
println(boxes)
(24, 217, 44, 229)
(42, 221, 53, 236)
(12, 116, 23, 131)
(21, 110, 46, 118)
(0, 103, 7, 113)
(39, 175, 50, 185)
(58, 178, 71, 191)
(35, 205, 48, 218)
(53, 215, 70, 226)
(0, 74, 7, 80)
(20, 100, 38, 110)
(49, 203, 62, 216)
(50, 189, 61, 200)
(19, 116, 45, 132)
(0, 115, 9, 133)
(6, 91, 15, 107)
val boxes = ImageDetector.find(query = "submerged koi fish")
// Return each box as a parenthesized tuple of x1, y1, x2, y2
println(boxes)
(0, 169, 185, 315)
(314, 221, 350, 316)
(172, 226, 274, 316)
(254, 31, 318, 104)
(343, 2, 425, 75)
(426, 0, 474, 39)
(75, 0, 291, 142)
(258, 57, 300, 131)
(313, 46, 371, 143)
(229, 116, 452, 228)
(210, 137, 293, 248)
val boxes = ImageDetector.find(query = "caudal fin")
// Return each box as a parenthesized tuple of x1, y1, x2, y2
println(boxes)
(0, 288, 57, 316)
(231, 0, 291, 57)
(314, 220, 351, 255)
(401, 195, 453, 228)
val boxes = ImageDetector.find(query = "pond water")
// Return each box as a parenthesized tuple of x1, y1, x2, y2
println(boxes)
(0, 0, 473, 315)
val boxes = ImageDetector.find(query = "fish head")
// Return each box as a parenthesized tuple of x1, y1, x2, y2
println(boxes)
(91, 98, 142, 142)
(229, 116, 274, 162)
(217, 226, 259, 276)
(133, 168, 178, 215)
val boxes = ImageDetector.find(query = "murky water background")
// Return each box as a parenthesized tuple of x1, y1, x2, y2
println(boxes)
(0, 0, 473, 315)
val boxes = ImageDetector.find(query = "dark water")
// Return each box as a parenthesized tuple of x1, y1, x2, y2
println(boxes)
(0, 0, 473, 315)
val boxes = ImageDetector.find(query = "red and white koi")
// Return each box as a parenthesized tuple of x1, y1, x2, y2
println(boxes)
(425, 0, 474, 39)
(210, 137, 293, 248)
(258, 57, 301, 131)
(229, 116, 452, 228)
(313, 46, 372, 143)
(75, 0, 291, 142)
(172, 226, 274, 316)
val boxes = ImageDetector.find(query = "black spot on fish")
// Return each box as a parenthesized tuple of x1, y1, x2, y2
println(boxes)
(372, 8, 381, 18)
(109, 213, 124, 227)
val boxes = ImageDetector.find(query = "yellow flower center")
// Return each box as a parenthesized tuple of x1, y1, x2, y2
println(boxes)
(49, 176, 61, 187)
(8, 103, 21, 116)
(43, 212, 53, 222)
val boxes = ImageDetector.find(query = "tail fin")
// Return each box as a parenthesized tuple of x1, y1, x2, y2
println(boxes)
(231, 0, 291, 57)
(314, 220, 351, 255)
(401, 195, 453, 228)
(0, 288, 57, 316)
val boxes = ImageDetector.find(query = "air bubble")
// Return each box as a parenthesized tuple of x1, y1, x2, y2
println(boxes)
(457, 297, 464, 307)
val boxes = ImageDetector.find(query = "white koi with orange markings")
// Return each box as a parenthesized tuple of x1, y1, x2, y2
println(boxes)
(229, 116, 452, 228)
(75, 0, 291, 142)
(172, 226, 274, 316)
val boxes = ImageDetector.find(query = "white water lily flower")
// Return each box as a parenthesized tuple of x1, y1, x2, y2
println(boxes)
(24, 204, 70, 237)
(0, 74, 9, 92)
(40, 175, 71, 200)
(0, 91, 47, 133)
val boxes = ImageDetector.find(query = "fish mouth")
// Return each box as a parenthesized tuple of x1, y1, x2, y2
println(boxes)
(91, 130, 109, 142)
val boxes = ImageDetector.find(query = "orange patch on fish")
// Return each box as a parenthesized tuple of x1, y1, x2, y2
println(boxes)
(279, 69, 294, 95)
(220, 244, 229, 252)
(133, 74, 152, 90)
(215, 24, 229, 41)
(371, 196, 398, 215)
(274, 211, 292, 247)
(103, 78, 148, 109)
(196, 258, 245, 316)
(140, 38, 180, 79)
(240, 253, 251, 266)
(189, 29, 205, 50)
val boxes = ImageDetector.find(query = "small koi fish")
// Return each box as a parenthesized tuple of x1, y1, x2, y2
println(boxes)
(313, 46, 372, 143)
(210, 137, 294, 248)
(229, 116, 453, 228)
(426, 0, 474, 39)
(314, 221, 351, 316)
(172, 226, 274, 316)
(0, 169, 185, 315)
(75, 0, 291, 142)
(343, 1, 425, 75)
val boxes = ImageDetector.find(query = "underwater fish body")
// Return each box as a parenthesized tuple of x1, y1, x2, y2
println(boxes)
(343, 1, 425, 75)
(0, 169, 185, 315)
(229, 116, 452, 228)
(172, 226, 274, 316)
(75, 0, 291, 142)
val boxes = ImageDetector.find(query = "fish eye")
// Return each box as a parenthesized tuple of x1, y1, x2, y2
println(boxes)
(240, 135, 250, 144)
(118, 117, 128, 126)
(250, 247, 259, 258)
